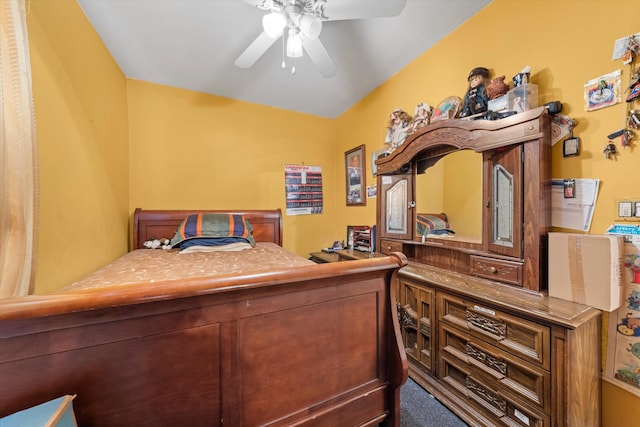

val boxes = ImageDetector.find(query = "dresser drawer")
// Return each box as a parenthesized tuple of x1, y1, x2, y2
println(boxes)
(470, 255, 523, 286)
(440, 354, 550, 427)
(379, 239, 403, 255)
(440, 323, 549, 412)
(438, 293, 550, 370)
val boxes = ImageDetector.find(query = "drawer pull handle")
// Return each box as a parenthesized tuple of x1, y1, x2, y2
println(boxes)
(466, 310, 507, 338)
(387, 246, 392, 250)
(466, 343, 507, 375)
(466, 376, 507, 413)
(489, 266, 497, 274)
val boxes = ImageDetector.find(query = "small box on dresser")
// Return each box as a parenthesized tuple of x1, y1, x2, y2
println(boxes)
(508, 83, 538, 113)
(548, 232, 625, 311)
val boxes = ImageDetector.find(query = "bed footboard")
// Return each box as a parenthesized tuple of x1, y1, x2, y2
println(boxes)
(0, 254, 407, 427)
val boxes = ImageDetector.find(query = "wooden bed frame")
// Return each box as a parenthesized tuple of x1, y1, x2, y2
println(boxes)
(0, 209, 408, 427)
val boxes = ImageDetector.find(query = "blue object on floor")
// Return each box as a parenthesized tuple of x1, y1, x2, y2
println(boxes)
(0, 395, 77, 427)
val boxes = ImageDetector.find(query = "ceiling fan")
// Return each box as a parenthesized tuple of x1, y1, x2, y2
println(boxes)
(235, 0, 407, 77)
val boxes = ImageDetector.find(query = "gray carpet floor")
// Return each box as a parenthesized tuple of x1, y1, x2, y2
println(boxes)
(400, 378, 469, 427)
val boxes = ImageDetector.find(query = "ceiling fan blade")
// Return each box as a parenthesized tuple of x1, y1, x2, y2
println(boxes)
(240, 0, 271, 10)
(234, 31, 279, 69)
(302, 37, 337, 78)
(321, 0, 407, 21)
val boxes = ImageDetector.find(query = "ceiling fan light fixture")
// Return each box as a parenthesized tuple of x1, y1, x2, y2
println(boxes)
(286, 29, 303, 58)
(238, 0, 408, 77)
(262, 12, 286, 38)
(299, 15, 322, 39)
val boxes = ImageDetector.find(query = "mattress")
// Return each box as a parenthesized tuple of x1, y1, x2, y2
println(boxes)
(63, 242, 314, 291)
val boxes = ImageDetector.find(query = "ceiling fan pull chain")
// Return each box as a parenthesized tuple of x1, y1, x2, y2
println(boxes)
(281, 33, 286, 68)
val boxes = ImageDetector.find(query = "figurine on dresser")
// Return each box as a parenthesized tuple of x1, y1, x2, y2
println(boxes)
(460, 67, 490, 118)
(385, 108, 412, 151)
(409, 102, 432, 134)
(486, 75, 509, 100)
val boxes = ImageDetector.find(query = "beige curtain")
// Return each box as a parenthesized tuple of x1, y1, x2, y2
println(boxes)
(0, 0, 39, 298)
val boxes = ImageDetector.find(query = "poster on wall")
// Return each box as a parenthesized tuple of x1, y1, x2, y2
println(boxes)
(584, 70, 621, 111)
(284, 165, 323, 216)
(604, 237, 640, 398)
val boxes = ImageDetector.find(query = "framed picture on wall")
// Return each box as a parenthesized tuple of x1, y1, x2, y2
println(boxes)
(371, 148, 388, 177)
(563, 137, 580, 157)
(345, 145, 366, 206)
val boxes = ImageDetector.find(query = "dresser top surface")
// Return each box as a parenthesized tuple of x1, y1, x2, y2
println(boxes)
(400, 262, 600, 329)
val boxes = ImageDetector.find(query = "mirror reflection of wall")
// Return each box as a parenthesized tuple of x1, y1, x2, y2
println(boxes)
(416, 150, 483, 242)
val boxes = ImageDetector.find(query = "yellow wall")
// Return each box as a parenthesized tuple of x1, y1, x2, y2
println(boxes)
(25, 0, 640, 422)
(29, 1, 338, 291)
(338, 0, 639, 235)
(416, 159, 445, 214)
(442, 151, 483, 240)
(127, 79, 338, 256)
(28, 0, 129, 294)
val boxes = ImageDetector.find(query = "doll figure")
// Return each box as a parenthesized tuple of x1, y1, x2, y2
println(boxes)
(409, 102, 432, 134)
(460, 67, 490, 118)
(385, 108, 412, 151)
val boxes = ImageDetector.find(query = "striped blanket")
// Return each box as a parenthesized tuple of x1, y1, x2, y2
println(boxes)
(170, 213, 256, 248)
(416, 214, 454, 236)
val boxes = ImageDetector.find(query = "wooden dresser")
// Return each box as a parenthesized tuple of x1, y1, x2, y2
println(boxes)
(375, 107, 601, 426)
(394, 264, 600, 427)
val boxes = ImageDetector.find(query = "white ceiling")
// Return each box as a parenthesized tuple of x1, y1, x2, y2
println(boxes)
(77, 0, 491, 118)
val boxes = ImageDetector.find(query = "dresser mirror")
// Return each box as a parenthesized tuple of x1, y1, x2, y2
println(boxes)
(376, 106, 550, 292)
(415, 149, 482, 243)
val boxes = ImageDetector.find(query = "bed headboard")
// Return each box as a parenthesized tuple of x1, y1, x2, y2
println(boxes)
(132, 208, 283, 250)
(417, 212, 448, 222)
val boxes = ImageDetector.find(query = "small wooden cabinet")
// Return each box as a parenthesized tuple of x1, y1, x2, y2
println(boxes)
(309, 251, 340, 263)
(397, 277, 435, 374)
(378, 108, 601, 426)
(309, 249, 385, 263)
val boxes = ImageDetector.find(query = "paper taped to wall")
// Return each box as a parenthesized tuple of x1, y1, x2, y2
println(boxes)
(551, 178, 599, 231)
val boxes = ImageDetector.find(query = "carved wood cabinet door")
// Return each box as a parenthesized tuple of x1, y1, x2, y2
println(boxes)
(377, 173, 414, 241)
(484, 145, 523, 258)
